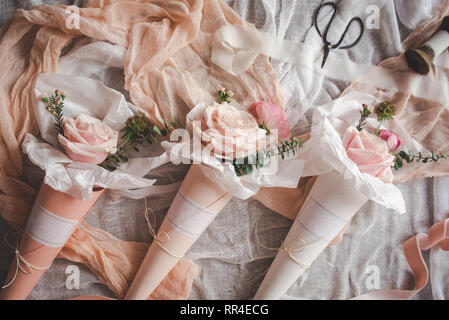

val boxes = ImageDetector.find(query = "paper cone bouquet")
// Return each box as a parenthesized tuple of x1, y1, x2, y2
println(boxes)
(0, 73, 166, 299)
(125, 92, 307, 299)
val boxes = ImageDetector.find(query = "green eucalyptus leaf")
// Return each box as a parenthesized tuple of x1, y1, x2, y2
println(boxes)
(153, 125, 162, 135)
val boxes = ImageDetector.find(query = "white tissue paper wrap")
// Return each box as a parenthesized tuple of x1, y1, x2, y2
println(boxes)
(299, 91, 407, 214)
(161, 102, 305, 200)
(23, 73, 161, 200)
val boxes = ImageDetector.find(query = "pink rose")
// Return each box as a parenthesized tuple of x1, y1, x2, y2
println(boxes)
(249, 102, 291, 140)
(58, 114, 119, 164)
(342, 127, 395, 183)
(198, 103, 267, 158)
(379, 129, 401, 151)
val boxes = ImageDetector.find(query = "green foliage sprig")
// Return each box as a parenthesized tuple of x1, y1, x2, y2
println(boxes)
(392, 150, 449, 170)
(229, 137, 304, 177)
(100, 114, 174, 171)
(42, 90, 66, 136)
(356, 104, 371, 131)
(217, 88, 233, 104)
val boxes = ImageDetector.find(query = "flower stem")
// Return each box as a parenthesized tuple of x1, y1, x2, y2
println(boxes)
(375, 118, 384, 136)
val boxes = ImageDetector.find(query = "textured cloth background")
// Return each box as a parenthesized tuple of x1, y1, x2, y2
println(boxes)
(0, 0, 448, 300)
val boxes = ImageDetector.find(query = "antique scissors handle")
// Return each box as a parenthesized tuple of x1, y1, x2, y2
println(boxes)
(314, 2, 365, 68)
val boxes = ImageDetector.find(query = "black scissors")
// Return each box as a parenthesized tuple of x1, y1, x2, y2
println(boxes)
(314, 1, 365, 68)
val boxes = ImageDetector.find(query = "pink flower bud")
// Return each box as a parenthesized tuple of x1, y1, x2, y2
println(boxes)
(379, 129, 401, 151)
(249, 102, 291, 140)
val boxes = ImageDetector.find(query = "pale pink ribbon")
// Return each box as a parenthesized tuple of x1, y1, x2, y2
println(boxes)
(353, 218, 449, 300)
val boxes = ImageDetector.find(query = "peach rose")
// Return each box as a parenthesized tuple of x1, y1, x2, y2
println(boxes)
(58, 114, 119, 164)
(249, 101, 291, 140)
(342, 127, 395, 183)
(198, 103, 267, 158)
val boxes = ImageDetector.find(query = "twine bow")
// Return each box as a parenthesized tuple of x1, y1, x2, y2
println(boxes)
(255, 212, 321, 269)
(2, 232, 51, 289)
(279, 239, 312, 269)
(144, 197, 183, 260)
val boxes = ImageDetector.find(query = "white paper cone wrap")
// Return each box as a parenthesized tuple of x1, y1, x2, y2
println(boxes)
(425, 30, 449, 57)
(25, 201, 79, 248)
(254, 171, 368, 300)
(165, 192, 218, 239)
(125, 165, 232, 299)
(297, 198, 350, 242)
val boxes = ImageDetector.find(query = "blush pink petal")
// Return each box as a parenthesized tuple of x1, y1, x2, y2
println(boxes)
(65, 147, 109, 164)
(249, 101, 291, 140)
(343, 127, 395, 184)
(59, 114, 118, 165)
(78, 128, 110, 145)
(58, 134, 109, 164)
(63, 118, 89, 144)
(202, 103, 267, 158)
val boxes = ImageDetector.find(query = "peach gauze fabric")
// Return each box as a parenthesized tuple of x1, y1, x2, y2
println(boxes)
(0, 0, 285, 299)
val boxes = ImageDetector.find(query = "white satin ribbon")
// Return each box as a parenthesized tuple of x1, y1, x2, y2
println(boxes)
(212, 24, 449, 105)
(25, 201, 79, 248)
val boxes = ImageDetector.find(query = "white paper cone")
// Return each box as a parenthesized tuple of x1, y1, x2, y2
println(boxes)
(124, 218, 197, 300)
(254, 171, 368, 300)
(125, 165, 232, 300)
